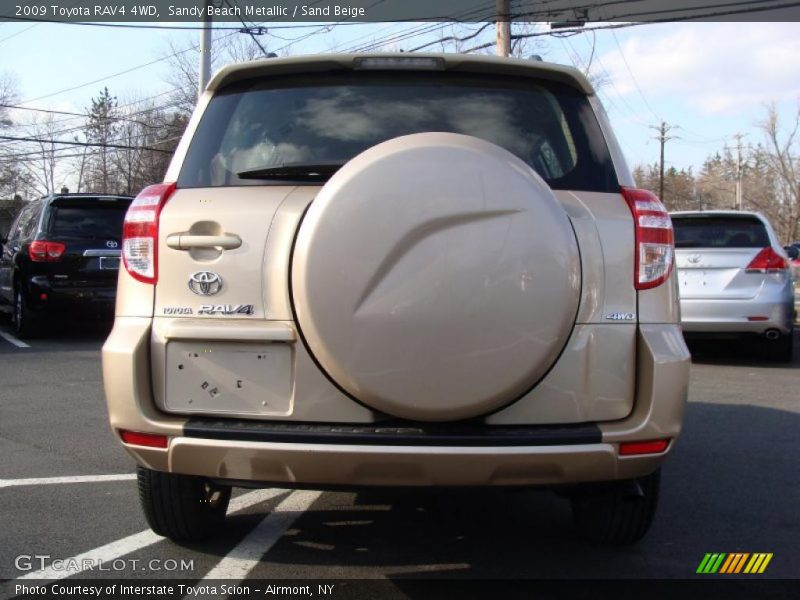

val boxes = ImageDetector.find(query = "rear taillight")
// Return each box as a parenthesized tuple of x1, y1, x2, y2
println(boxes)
(745, 247, 788, 273)
(29, 240, 66, 262)
(122, 182, 176, 284)
(621, 187, 675, 290)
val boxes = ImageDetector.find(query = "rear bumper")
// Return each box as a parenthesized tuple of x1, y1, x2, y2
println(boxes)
(167, 438, 652, 487)
(680, 291, 794, 335)
(28, 275, 116, 310)
(103, 319, 689, 487)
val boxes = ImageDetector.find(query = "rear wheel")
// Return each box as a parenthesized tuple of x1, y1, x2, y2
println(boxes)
(137, 466, 231, 542)
(13, 289, 43, 339)
(570, 469, 660, 545)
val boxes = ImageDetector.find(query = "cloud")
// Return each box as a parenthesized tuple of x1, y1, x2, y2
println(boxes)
(597, 23, 800, 116)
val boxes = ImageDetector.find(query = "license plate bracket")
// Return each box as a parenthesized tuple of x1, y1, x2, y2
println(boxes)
(165, 341, 293, 416)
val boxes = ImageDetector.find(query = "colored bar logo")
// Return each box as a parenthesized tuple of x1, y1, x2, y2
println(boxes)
(697, 553, 773, 574)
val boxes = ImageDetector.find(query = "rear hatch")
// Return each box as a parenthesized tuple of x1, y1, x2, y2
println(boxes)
(673, 214, 772, 299)
(150, 62, 638, 424)
(42, 197, 131, 286)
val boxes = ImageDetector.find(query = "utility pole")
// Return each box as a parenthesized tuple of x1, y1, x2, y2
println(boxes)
(198, 2, 213, 101)
(650, 121, 676, 202)
(496, 0, 511, 57)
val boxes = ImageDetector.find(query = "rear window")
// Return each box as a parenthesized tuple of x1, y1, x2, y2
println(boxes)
(47, 205, 129, 239)
(672, 216, 770, 248)
(178, 71, 617, 192)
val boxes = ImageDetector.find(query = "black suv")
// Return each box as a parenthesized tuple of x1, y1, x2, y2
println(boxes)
(0, 193, 132, 337)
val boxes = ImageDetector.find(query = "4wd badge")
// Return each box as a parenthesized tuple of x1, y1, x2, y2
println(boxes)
(606, 312, 636, 321)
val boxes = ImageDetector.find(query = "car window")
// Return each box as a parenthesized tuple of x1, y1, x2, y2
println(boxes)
(13, 203, 41, 240)
(179, 71, 617, 192)
(672, 216, 771, 248)
(46, 206, 128, 239)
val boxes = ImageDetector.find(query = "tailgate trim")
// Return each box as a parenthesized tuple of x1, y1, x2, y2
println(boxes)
(163, 319, 296, 342)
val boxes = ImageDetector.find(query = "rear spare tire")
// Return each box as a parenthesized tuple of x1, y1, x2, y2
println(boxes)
(291, 133, 581, 421)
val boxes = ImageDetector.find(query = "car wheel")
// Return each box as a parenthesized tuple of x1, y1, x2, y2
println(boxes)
(12, 289, 43, 339)
(137, 465, 232, 542)
(570, 469, 660, 545)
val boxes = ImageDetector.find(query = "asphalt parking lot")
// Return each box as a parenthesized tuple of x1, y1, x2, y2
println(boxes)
(0, 322, 798, 587)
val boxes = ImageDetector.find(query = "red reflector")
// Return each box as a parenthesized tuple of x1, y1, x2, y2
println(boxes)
(40, 293, 48, 301)
(747, 316, 769, 321)
(619, 439, 669, 456)
(119, 430, 169, 448)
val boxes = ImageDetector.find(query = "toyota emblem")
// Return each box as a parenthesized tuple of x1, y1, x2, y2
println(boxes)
(188, 271, 223, 296)
(106, 240, 119, 248)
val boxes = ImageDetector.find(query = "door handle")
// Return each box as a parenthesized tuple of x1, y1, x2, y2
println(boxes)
(166, 233, 242, 251)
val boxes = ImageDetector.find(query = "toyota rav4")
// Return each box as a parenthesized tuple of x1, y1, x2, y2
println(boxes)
(103, 54, 691, 545)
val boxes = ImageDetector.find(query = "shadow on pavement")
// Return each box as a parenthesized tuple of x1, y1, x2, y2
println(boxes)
(180, 402, 800, 581)
(686, 330, 798, 369)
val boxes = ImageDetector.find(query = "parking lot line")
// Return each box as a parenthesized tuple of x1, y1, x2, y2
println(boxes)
(15, 488, 287, 580)
(200, 490, 322, 581)
(0, 474, 136, 488)
(0, 331, 30, 348)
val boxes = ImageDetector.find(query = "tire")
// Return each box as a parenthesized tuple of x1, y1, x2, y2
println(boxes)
(13, 289, 43, 339)
(571, 469, 660, 545)
(137, 465, 232, 542)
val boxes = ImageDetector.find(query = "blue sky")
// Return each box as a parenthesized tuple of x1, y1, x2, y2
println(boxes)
(1, 19, 799, 177)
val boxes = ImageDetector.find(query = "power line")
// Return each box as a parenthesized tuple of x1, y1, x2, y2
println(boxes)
(0, 135, 173, 153)
(609, 28, 661, 122)
(461, 1, 800, 51)
(17, 24, 246, 105)
(228, 0, 271, 57)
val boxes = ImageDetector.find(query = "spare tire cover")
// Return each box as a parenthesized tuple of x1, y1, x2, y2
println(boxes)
(291, 133, 581, 421)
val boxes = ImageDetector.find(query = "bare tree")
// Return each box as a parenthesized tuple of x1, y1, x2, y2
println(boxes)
(164, 33, 274, 116)
(0, 72, 17, 126)
(760, 102, 800, 243)
(110, 94, 187, 195)
(0, 73, 36, 200)
(10, 114, 65, 196)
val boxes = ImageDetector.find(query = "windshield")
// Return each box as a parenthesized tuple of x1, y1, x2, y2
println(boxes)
(178, 71, 617, 191)
(672, 216, 771, 248)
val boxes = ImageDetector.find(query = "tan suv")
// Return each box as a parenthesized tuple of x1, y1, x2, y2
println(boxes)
(103, 54, 690, 545)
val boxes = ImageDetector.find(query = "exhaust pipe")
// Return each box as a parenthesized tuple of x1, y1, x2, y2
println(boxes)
(765, 329, 781, 341)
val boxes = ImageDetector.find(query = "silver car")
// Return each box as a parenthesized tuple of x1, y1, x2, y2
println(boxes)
(672, 210, 794, 360)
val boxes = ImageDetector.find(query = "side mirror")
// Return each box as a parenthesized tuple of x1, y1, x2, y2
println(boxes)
(784, 245, 799, 260)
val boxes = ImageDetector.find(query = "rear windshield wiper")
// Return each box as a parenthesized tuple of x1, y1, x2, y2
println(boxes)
(237, 162, 345, 182)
